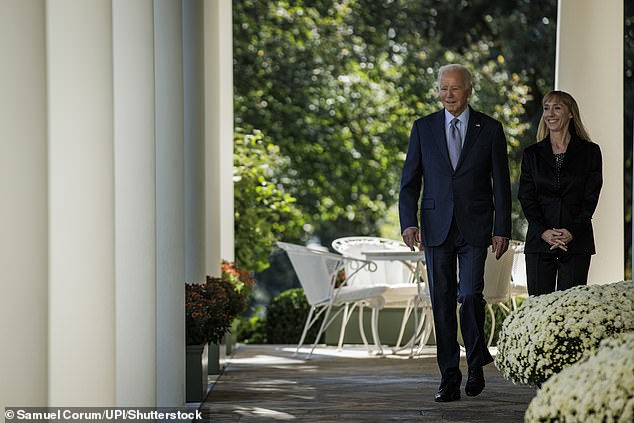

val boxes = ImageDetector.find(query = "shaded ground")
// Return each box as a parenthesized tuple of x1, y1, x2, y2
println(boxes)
(197, 344, 536, 422)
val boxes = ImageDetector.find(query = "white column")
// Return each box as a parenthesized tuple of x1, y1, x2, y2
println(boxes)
(183, 0, 207, 283)
(154, 0, 186, 406)
(0, 0, 48, 408)
(113, 0, 157, 406)
(556, 0, 624, 284)
(205, 0, 234, 277)
(46, 0, 116, 404)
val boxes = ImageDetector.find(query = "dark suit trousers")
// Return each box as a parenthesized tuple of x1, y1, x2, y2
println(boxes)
(424, 218, 493, 386)
(525, 252, 591, 295)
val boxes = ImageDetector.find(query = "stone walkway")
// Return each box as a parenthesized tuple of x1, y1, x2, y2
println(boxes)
(197, 344, 537, 422)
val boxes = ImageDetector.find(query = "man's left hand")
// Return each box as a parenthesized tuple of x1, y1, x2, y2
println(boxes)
(491, 236, 509, 260)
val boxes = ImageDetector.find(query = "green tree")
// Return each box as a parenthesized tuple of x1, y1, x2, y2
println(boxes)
(234, 129, 304, 272)
(233, 0, 537, 246)
(345, 0, 556, 238)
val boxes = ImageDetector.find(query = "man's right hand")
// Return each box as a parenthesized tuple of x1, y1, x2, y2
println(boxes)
(402, 227, 420, 251)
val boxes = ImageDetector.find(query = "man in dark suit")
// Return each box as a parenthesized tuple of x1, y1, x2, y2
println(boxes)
(399, 64, 511, 402)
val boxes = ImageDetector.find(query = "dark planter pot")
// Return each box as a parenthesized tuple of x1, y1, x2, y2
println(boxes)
(224, 331, 236, 355)
(208, 342, 220, 374)
(186, 343, 209, 402)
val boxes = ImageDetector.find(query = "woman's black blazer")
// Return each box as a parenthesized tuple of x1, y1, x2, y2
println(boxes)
(518, 135, 603, 254)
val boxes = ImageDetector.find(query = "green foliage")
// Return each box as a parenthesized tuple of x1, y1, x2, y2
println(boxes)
(233, 0, 550, 245)
(221, 260, 256, 310)
(235, 306, 267, 344)
(265, 288, 322, 344)
(185, 278, 241, 345)
(185, 265, 258, 346)
(251, 249, 301, 307)
(234, 129, 304, 272)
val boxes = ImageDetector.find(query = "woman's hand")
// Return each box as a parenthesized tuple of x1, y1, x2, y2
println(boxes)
(541, 228, 573, 251)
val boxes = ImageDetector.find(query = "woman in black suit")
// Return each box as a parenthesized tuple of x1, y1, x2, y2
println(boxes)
(518, 90, 603, 295)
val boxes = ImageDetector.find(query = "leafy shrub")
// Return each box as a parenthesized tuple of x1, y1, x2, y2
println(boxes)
(186, 272, 254, 346)
(525, 332, 634, 422)
(495, 281, 634, 386)
(265, 288, 322, 344)
(186, 278, 235, 345)
(221, 260, 255, 314)
(235, 306, 267, 344)
(234, 130, 304, 273)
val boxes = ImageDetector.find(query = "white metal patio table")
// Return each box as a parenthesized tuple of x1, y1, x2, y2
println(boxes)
(361, 249, 432, 357)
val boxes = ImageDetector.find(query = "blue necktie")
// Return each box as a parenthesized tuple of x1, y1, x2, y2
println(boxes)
(448, 118, 461, 169)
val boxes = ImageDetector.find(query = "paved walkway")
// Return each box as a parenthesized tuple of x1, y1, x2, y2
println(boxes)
(197, 344, 537, 422)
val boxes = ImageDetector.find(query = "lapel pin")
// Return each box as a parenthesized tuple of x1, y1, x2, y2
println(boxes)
(475, 123, 481, 127)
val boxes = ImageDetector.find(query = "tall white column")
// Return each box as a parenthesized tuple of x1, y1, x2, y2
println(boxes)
(154, 0, 186, 406)
(205, 0, 234, 277)
(556, 0, 624, 284)
(46, 0, 116, 404)
(183, 0, 207, 283)
(0, 0, 48, 408)
(113, 0, 157, 406)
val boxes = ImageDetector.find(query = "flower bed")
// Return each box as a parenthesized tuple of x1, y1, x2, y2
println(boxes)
(525, 332, 634, 422)
(495, 280, 634, 386)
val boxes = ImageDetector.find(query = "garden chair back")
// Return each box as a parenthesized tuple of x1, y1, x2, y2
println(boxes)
(331, 236, 411, 289)
(276, 241, 387, 358)
(509, 240, 528, 308)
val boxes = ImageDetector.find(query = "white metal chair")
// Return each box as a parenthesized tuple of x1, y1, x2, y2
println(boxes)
(509, 240, 528, 309)
(331, 237, 433, 355)
(482, 246, 516, 346)
(276, 241, 388, 358)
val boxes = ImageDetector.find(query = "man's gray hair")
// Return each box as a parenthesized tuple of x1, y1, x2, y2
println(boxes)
(438, 64, 473, 90)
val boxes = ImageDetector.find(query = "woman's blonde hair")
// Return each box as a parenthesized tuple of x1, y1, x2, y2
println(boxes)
(536, 90, 591, 141)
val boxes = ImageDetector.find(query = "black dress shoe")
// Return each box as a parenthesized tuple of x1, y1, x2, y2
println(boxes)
(465, 367, 485, 396)
(434, 386, 461, 402)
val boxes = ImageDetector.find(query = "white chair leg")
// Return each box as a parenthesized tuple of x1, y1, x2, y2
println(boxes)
(456, 307, 466, 351)
(393, 300, 414, 350)
(309, 303, 335, 358)
(295, 305, 316, 356)
(412, 306, 427, 341)
(370, 307, 384, 356)
(415, 307, 434, 354)
(419, 314, 437, 355)
(337, 303, 353, 350)
(487, 304, 495, 347)
(358, 303, 369, 349)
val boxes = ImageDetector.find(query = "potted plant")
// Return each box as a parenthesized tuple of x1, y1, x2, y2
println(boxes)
(185, 262, 256, 401)
(185, 278, 233, 402)
(186, 280, 234, 346)
(221, 260, 256, 353)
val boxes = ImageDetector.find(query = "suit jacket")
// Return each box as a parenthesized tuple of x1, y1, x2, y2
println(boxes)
(399, 106, 512, 248)
(518, 135, 602, 254)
